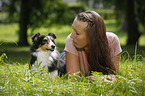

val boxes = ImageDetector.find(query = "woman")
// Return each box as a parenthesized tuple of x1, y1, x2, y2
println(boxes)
(64, 11, 122, 76)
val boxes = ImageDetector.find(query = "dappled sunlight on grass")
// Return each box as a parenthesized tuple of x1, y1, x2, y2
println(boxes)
(139, 34, 145, 46)
(27, 24, 72, 45)
(0, 42, 30, 64)
(104, 19, 120, 32)
(0, 23, 19, 42)
(115, 32, 127, 46)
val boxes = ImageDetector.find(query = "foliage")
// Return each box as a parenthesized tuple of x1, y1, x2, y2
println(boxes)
(1, 0, 68, 25)
(63, 3, 87, 24)
(1, 0, 87, 26)
(102, 0, 145, 45)
(103, 0, 145, 26)
(22, 0, 69, 29)
(0, 53, 144, 96)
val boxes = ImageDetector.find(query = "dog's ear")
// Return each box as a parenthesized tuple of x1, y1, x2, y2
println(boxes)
(48, 33, 57, 39)
(31, 33, 40, 43)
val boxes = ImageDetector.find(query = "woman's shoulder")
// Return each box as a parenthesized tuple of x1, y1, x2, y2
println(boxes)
(106, 32, 118, 38)
(66, 33, 72, 41)
(106, 32, 119, 41)
(106, 32, 122, 57)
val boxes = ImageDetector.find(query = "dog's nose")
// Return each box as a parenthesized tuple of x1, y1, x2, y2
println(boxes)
(51, 45, 55, 49)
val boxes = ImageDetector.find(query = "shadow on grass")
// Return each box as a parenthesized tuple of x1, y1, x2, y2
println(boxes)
(0, 42, 30, 64)
(0, 42, 145, 64)
(121, 45, 145, 60)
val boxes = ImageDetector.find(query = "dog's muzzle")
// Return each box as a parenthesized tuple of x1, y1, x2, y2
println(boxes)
(46, 45, 55, 51)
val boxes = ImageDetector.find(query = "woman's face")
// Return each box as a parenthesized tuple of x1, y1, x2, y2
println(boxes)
(71, 17, 88, 50)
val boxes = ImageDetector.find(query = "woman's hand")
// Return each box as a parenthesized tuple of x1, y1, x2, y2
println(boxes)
(86, 75, 94, 79)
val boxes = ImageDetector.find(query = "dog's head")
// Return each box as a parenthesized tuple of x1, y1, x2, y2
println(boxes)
(31, 33, 57, 51)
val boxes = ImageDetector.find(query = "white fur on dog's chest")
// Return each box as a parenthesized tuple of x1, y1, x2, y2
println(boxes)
(37, 51, 52, 67)
(32, 50, 59, 73)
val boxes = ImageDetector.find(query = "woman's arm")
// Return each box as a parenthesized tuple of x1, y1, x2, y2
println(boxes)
(112, 53, 121, 73)
(66, 51, 80, 75)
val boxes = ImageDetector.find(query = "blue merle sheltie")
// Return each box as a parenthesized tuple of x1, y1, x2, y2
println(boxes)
(29, 33, 66, 77)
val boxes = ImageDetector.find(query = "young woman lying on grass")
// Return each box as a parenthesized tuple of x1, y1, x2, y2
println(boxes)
(62, 10, 122, 78)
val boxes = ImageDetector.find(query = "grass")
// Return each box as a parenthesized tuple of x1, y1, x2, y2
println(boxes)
(0, 53, 144, 96)
(0, 19, 145, 95)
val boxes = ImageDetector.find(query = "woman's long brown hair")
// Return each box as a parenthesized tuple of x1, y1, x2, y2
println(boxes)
(77, 11, 116, 74)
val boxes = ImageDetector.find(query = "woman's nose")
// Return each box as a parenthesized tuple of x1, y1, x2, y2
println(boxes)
(70, 31, 75, 39)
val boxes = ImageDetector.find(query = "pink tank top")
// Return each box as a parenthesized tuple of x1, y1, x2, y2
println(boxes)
(64, 32, 122, 75)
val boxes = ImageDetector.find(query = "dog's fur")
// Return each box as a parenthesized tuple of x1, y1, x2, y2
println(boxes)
(29, 33, 65, 77)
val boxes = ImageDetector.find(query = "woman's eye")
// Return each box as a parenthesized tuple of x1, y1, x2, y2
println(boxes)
(76, 32, 79, 35)
(72, 27, 79, 35)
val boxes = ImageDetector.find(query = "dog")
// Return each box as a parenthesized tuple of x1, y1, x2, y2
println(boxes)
(29, 33, 66, 77)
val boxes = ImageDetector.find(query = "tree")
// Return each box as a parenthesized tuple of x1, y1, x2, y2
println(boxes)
(126, 0, 141, 45)
(7, 0, 68, 46)
(18, 0, 53, 46)
(18, 0, 31, 45)
(103, 0, 145, 45)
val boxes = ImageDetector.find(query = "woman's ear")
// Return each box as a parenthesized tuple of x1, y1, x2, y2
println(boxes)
(48, 33, 57, 39)
(31, 33, 40, 43)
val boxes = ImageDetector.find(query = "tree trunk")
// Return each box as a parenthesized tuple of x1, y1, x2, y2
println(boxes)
(126, 0, 141, 45)
(18, 0, 30, 46)
(8, 0, 17, 21)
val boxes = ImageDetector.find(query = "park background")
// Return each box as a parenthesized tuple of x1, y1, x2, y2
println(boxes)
(0, 0, 145, 95)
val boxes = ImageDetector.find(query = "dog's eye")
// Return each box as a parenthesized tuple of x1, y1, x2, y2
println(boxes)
(43, 39, 47, 42)
(43, 38, 48, 42)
